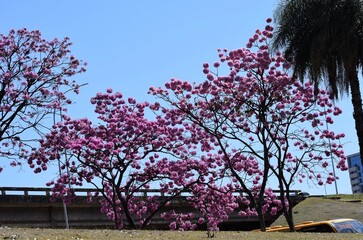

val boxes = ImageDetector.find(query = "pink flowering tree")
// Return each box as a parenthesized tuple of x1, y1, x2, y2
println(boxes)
(29, 90, 229, 230)
(159, 176, 239, 233)
(150, 19, 347, 231)
(185, 184, 238, 236)
(0, 28, 86, 172)
(142, 152, 237, 233)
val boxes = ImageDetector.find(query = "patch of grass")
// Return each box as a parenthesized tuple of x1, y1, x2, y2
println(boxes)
(273, 194, 363, 226)
(0, 228, 362, 240)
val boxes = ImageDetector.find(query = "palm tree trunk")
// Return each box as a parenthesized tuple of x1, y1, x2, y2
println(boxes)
(349, 73, 363, 169)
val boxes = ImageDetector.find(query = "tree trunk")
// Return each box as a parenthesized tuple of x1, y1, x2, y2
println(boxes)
(284, 196, 295, 232)
(120, 197, 137, 229)
(349, 73, 363, 168)
(255, 205, 266, 231)
(141, 194, 179, 229)
(278, 181, 295, 231)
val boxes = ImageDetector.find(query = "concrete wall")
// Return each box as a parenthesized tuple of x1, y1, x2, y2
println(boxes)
(0, 187, 301, 230)
(0, 195, 114, 228)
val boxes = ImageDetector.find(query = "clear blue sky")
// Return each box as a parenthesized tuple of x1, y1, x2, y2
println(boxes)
(0, 1, 357, 195)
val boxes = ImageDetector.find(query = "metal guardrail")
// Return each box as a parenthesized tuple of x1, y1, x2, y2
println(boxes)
(0, 187, 187, 197)
(0, 187, 302, 197)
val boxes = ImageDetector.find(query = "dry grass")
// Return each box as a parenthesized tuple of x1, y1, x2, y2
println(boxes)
(0, 228, 362, 240)
(273, 194, 363, 226)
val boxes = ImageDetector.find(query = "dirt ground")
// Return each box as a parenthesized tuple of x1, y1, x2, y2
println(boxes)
(1, 227, 362, 240)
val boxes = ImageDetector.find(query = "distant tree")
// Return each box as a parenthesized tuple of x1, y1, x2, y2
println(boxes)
(273, 0, 363, 167)
(150, 20, 347, 231)
(0, 28, 86, 172)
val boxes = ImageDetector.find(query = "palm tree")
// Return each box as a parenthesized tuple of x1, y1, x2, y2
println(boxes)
(273, 0, 363, 170)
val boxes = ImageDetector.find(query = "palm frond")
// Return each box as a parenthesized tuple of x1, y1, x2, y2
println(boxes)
(273, 0, 363, 99)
